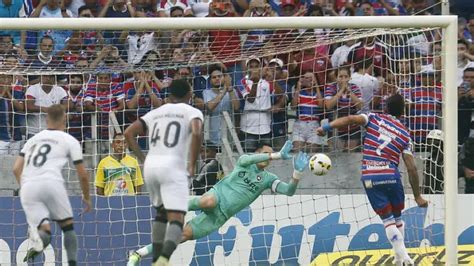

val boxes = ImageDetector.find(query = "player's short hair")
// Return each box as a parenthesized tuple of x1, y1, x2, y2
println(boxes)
(47, 104, 65, 122)
(385, 94, 405, 117)
(254, 141, 272, 152)
(169, 79, 191, 98)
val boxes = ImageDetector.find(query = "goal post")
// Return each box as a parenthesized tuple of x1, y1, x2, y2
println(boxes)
(0, 15, 459, 264)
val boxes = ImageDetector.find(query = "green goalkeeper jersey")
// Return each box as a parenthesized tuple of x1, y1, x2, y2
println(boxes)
(211, 154, 279, 219)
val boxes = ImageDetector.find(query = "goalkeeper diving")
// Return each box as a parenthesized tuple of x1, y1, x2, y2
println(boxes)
(128, 140, 309, 265)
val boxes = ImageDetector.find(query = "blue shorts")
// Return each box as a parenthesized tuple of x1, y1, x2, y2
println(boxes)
(362, 178, 405, 216)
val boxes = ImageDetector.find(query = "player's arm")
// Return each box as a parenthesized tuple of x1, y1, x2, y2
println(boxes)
(402, 151, 428, 208)
(75, 162, 92, 212)
(316, 114, 367, 136)
(12, 155, 25, 185)
(188, 118, 203, 177)
(237, 140, 293, 167)
(124, 119, 146, 163)
(272, 151, 309, 196)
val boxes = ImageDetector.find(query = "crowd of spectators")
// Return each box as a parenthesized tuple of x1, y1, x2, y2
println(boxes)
(0, 0, 473, 194)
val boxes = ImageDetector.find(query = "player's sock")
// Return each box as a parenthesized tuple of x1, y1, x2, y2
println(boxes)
(385, 223, 410, 261)
(161, 220, 183, 259)
(136, 244, 153, 257)
(62, 224, 78, 264)
(394, 216, 405, 239)
(152, 220, 167, 262)
(188, 197, 200, 211)
(38, 230, 51, 248)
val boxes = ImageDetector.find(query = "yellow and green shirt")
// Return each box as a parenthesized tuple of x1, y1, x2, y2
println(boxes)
(95, 154, 144, 196)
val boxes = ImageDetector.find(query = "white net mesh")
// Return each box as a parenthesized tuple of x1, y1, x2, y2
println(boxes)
(0, 22, 462, 265)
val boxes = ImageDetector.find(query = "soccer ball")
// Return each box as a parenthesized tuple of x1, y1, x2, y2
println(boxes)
(309, 153, 332, 176)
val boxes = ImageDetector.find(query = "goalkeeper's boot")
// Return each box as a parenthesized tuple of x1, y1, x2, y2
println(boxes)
(23, 248, 42, 262)
(127, 251, 141, 266)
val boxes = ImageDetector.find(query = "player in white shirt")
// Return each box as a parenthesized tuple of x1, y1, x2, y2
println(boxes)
(124, 79, 203, 266)
(12, 105, 91, 265)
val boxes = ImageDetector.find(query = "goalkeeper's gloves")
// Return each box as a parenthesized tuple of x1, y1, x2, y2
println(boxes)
(270, 140, 293, 160)
(292, 151, 309, 180)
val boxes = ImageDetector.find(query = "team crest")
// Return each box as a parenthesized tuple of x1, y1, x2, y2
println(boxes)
(256, 175, 262, 182)
(238, 171, 245, 178)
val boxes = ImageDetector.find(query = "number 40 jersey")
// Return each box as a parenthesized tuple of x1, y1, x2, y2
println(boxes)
(140, 103, 203, 170)
(360, 112, 413, 181)
(20, 129, 83, 185)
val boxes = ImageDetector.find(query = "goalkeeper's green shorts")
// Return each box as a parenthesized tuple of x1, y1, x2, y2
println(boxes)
(188, 190, 229, 240)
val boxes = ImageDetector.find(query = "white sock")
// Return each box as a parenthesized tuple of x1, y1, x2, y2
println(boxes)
(395, 217, 405, 239)
(136, 244, 153, 256)
(385, 224, 410, 260)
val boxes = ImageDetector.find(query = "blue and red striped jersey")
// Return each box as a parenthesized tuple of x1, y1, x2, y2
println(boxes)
(296, 89, 323, 121)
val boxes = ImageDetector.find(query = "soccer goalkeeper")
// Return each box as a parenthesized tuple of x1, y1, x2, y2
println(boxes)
(128, 141, 309, 265)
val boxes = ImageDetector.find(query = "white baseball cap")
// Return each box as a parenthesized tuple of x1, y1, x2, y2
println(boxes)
(269, 58, 284, 68)
(245, 55, 261, 66)
(427, 129, 444, 141)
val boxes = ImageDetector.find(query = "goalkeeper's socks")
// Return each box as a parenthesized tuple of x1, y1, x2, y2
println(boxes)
(161, 221, 183, 259)
(136, 244, 153, 256)
(188, 197, 201, 211)
(38, 230, 51, 248)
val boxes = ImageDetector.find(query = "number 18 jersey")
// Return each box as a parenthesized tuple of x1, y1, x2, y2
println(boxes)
(20, 129, 83, 185)
(361, 112, 412, 180)
(140, 103, 203, 169)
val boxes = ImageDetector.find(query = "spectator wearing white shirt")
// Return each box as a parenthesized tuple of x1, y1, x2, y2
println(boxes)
(458, 39, 474, 87)
(331, 39, 359, 68)
(25, 74, 70, 138)
(239, 56, 284, 152)
(126, 31, 158, 65)
(350, 58, 379, 113)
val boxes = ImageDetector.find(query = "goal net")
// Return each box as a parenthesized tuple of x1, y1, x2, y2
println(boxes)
(0, 16, 462, 265)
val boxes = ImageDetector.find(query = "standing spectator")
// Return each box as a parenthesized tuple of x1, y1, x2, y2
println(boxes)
(203, 65, 239, 146)
(242, 0, 275, 50)
(331, 39, 359, 68)
(126, 31, 159, 65)
(0, 73, 24, 154)
(156, 0, 188, 15)
(267, 58, 289, 149)
(461, 136, 474, 194)
(27, 35, 59, 79)
(290, 70, 324, 152)
(95, 132, 144, 196)
(240, 56, 284, 151)
(66, 74, 90, 142)
(459, 67, 474, 144)
(372, 72, 397, 113)
(188, 0, 209, 17)
(30, 0, 75, 54)
(126, 71, 162, 122)
(78, 0, 101, 17)
(0, 0, 29, 46)
(0, 34, 27, 64)
(25, 73, 70, 138)
(422, 129, 444, 194)
(457, 39, 474, 87)
(350, 58, 379, 113)
(324, 66, 362, 151)
(191, 142, 224, 195)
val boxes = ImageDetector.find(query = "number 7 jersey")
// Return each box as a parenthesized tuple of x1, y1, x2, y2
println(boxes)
(20, 129, 83, 184)
(361, 112, 412, 180)
(140, 103, 203, 169)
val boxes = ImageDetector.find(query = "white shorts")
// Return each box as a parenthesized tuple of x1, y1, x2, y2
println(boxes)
(144, 163, 189, 212)
(292, 120, 324, 145)
(20, 180, 73, 228)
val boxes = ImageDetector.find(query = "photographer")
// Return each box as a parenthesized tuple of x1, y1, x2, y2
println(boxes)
(191, 142, 224, 196)
(90, 45, 128, 69)
(459, 67, 474, 144)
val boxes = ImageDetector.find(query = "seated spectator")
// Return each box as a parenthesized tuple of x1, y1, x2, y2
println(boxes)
(191, 142, 224, 195)
(30, 0, 75, 54)
(95, 132, 144, 196)
(239, 56, 284, 151)
(461, 136, 474, 194)
(422, 129, 444, 194)
(324, 66, 362, 151)
(66, 74, 91, 142)
(459, 67, 474, 144)
(203, 65, 240, 146)
(350, 58, 379, 113)
(457, 39, 474, 87)
(290, 70, 324, 152)
(25, 73, 70, 138)
(0, 73, 24, 154)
